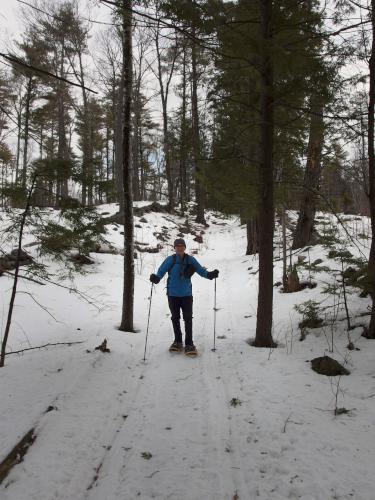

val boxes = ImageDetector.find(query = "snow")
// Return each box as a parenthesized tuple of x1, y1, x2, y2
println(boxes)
(1, 205, 375, 500)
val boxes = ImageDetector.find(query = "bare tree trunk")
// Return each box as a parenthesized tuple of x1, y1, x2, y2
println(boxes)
(180, 43, 187, 214)
(360, 113, 369, 198)
(21, 76, 32, 189)
(191, 36, 206, 225)
(253, 0, 276, 348)
(292, 97, 325, 249)
(115, 78, 124, 213)
(0, 175, 37, 367)
(76, 52, 93, 206)
(366, 0, 375, 338)
(105, 121, 111, 202)
(57, 42, 69, 204)
(132, 87, 141, 201)
(162, 104, 174, 210)
(282, 206, 288, 291)
(139, 123, 146, 199)
(15, 108, 22, 186)
(57, 84, 66, 204)
(246, 217, 259, 255)
(154, 24, 176, 212)
(119, 0, 135, 333)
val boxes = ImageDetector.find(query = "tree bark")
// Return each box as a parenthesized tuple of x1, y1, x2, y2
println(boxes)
(139, 122, 146, 199)
(292, 97, 325, 249)
(114, 77, 124, 213)
(57, 41, 69, 204)
(180, 43, 188, 214)
(191, 35, 206, 225)
(253, 0, 276, 348)
(15, 107, 22, 186)
(105, 120, 111, 201)
(154, 24, 176, 212)
(132, 92, 141, 201)
(366, 0, 375, 338)
(246, 217, 259, 255)
(21, 76, 32, 189)
(119, 0, 135, 332)
(282, 206, 288, 291)
(77, 51, 93, 206)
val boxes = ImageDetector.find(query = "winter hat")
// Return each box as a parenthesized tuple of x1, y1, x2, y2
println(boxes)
(174, 238, 186, 247)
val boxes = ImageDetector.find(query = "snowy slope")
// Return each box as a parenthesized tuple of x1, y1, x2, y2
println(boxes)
(0, 205, 374, 500)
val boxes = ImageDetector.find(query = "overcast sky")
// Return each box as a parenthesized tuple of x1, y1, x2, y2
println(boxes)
(0, 0, 114, 55)
(1, 0, 23, 45)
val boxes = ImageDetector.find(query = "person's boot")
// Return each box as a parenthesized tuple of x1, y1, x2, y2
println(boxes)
(169, 341, 183, 352)
(184, 344, 198, 357)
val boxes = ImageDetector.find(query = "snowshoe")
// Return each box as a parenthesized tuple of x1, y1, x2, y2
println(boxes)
(169, 341, 183, 352)
(185, 344, 198, 357)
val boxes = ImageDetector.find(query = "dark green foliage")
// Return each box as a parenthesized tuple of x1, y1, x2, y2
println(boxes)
(0, 142, 13, 165)
(203, 0, 330, 216)
(326, 247, 369, 296)
(298, 259, 330, 274)
(344, 263, 373, 297)
(327, 249, 354, 261)
(30, 158, 77, 207)
(37, 207, 107, 260)
(317, 225, 341, 247)
(0, 184, 27, 206)
(295, 300, 323, 329)
(357, 233, 370, 240)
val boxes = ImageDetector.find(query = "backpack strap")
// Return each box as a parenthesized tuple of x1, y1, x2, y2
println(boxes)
(166, 254, 177, 294)
(168, 253, 188, 273)
(168, 254, 177, 274)
(184, 254, 196, 278)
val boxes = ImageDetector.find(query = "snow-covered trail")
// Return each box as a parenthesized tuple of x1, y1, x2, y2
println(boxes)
(0, 217, 259, 500)
(84, 219, 255, 500)
(1, 209, 375, 500)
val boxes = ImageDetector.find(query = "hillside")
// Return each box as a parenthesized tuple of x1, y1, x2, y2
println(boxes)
(0, 204, 374, 500)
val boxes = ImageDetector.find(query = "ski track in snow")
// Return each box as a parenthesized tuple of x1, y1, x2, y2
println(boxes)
(1, 208, 375, 500)
(85, 236, 251, 500)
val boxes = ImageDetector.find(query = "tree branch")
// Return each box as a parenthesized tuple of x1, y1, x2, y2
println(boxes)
(5, 341, 85, 356)
(0, 53, 98, 94)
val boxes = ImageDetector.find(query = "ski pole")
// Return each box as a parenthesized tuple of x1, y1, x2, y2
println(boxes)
(211, 278, 217, 352)
(143, 283, 154, 362)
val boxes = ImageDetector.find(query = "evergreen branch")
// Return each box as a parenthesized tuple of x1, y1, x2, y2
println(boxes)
(16, 0, 118, 26)
(16, 0, 155, 28)
(284, 19, 371, 47)
(3, 270, 46, 286)
(278, 101, 367, 122)
(98, 0, 258, 66)
(0, 53, 98, 94)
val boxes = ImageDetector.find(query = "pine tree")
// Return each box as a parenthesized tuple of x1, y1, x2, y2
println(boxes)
(119, 0, 135, 333)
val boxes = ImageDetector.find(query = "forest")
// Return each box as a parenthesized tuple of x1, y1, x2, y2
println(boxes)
(0, 1, 375, 499)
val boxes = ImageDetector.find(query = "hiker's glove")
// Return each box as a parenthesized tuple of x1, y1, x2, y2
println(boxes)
(207, 269, 219, 280)
(150, 273, 160, 284)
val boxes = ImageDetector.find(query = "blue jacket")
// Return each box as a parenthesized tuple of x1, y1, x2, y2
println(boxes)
(156, 253, 209, 297)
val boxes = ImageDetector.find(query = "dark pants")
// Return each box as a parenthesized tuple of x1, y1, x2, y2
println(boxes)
(168, 296, 193, 345)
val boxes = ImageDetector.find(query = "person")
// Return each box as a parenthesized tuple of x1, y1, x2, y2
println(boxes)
(149, 238, 219, 356)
